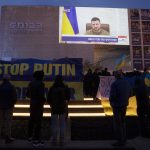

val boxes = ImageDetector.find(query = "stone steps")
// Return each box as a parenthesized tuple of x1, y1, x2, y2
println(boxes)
(13, 100, 105, 117)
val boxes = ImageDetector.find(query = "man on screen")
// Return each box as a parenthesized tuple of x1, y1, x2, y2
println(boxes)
(85, 17, 109, 35)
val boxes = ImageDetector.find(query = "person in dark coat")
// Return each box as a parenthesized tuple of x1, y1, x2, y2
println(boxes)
(109, 70, 132, 146)
(91, 68, 100, 100)
(101, 67, 111, 76)
(0, 74, 17, 143)
(134, 78, 150, 136)
(47, 75, 70, 146)
(26, 71, 46, 146)
(83, 69, 93, 97)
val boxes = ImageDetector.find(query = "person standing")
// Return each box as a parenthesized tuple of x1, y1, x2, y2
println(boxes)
(134, 78, 150, 136)
(85, 17, 110, 35)
(47, 75, 70, 146)
(83, 68, 93, 97)
(91, 68, 100, 101)
(109, 70, 131, 146)
(0, 74, 17, 143)
(26, 71, 46, 146)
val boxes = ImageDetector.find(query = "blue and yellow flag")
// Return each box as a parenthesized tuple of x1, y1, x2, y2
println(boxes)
(115, 54, 126, 70)
(62, 6, 79, 35)
(145, 73, 150, 86)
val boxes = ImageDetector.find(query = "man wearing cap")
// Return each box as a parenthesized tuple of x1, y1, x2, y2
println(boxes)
(0, 74, 17, 143)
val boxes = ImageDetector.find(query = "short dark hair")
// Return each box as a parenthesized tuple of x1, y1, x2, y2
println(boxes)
(91, 17, 100, 22)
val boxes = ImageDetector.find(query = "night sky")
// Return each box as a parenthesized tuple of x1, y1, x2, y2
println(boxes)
(0, 0, 149, 9)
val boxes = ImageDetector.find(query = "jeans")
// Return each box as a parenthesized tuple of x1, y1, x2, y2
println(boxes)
(112, 106, 127, 143)
(51, 113, 67, 142)
(28, 104, 43, 140)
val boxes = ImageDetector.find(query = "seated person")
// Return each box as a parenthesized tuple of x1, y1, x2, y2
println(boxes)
(85, 17, 110, 35)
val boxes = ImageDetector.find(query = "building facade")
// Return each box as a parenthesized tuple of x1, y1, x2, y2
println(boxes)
(0, 6, 150, 72)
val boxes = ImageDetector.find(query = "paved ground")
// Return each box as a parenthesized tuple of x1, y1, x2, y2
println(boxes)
(0, 136, 150, 150)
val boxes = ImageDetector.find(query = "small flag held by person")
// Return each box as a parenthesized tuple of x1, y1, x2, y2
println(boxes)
(61, 6, 79, 35)
(145, 73, 150, 87)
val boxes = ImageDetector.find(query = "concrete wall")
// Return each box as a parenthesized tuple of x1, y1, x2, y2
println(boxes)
(0, 6, 93, 65)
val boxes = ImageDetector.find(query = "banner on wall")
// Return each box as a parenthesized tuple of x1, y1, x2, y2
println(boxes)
(96, 75, 150, 99)
(0, 58, 83, 100)
(96, 76, 115, 99)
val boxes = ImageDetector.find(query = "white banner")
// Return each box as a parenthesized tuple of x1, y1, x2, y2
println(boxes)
(96, 76, 115, 99)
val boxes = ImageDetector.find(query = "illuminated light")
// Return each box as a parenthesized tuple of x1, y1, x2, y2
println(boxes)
(69, 113, 105, 117)
(13, 113, 51, 117)
(14, 105, 50, 108)
(44, 105, 50, 108)
(68, 105, 103, 108)
(14, 104, 103, 108)
(15, 105, 30, 108)
(13, 113, 30, 116)
(84, 98, 94, 100)
(13, 113, 106, 117)
(83, 97, 101, 100)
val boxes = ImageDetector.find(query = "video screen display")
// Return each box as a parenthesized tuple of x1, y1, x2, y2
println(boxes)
(59, 7, 129, 45)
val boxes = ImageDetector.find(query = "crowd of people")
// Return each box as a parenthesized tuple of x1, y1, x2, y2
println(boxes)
(0, 67, 150, 147)
(83, 67, 150, 146)
(0, 71, 70, 147)
(83, 67, 150, 98)
(83, 67, 111, 100)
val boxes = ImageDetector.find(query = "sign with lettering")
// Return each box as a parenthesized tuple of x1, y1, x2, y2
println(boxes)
(9, 22, 43, 33)
(0, 58, 83, 100)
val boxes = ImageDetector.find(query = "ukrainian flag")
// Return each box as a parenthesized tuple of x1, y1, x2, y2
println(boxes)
(62, 6, 79, 35)
(115, 54, 126, 70)
(145, 73, 150, 86)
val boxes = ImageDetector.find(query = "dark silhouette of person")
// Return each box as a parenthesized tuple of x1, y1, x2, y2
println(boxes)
(101, 67, 111, 76)
(0, 74, 17, 143)
(83, 69, 93, 97)
(91, 68, 100, 100)
(134, 78, 150, 136)
(47, 75, 70, 146)
(26, 70, 46, 146)
(109, 70, 132, 146)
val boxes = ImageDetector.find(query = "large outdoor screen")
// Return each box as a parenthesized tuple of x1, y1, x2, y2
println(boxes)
(59, 7, 129, 45)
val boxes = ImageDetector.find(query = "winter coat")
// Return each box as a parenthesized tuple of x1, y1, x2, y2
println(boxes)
(0, 81, 17, 109)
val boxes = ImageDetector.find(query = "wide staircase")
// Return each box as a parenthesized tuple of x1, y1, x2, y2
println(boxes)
(13, 99, 139, 141)
(13, 99, 105, 117)
(0, 99, 138, 149)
